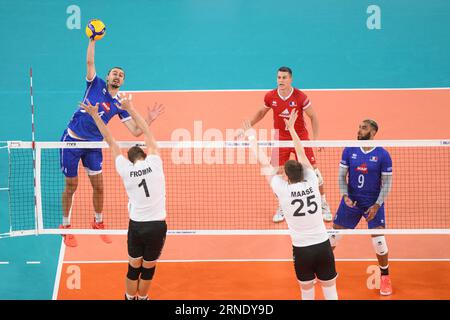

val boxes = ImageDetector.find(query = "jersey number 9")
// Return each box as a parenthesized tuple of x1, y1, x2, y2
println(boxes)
(358, 174, 365, 188)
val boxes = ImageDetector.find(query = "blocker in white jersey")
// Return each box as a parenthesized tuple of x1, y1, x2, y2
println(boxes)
(243, 109, 338, 300)
(115, 154, 166, 222)
(81, 93, 166, 300)
(270, 168, 328, 247)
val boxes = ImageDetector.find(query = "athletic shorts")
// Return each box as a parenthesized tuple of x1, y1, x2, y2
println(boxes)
(270, 147, 316, 167)
(333, 197, 386, 229)
(293, 239, 337, 282)
(127, 219, 167, 261)
(59, 129, 102, 178)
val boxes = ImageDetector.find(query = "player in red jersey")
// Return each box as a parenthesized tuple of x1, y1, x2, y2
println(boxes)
(243, 66, 332, 222)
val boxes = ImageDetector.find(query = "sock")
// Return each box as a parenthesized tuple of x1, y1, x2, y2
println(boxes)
(125, 293, 135, 300)
(300, 287, 315, 300)
(380, 264, 389, 276)
(95, 213, 103, 223)
(137, 295, 148, 300)
(322, 284, 338, 300)
(62, 216, 70, 227)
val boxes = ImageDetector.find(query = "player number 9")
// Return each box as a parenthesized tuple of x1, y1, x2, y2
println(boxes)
(357, 174, 365, 188)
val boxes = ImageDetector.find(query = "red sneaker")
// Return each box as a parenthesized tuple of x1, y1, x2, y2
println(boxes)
(92, 221, 112, 244)
(59, 225, 78, 247)
(380, 275, 393, 296)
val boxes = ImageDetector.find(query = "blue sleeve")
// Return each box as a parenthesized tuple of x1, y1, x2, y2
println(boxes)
(381, 149, 393, 174)
(83, 75, 105, 104)
(86, 74, 100, 89)
(340, 148, 349, 167)
(118, 108, 131, 121)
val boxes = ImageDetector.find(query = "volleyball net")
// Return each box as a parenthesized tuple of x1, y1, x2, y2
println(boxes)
(4, 139, 450, 236)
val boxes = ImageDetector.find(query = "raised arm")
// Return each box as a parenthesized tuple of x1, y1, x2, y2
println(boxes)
(119, 94, 159, 155)
(86, 40, 96, 81)
(284, 110, 313, 170)
(80, 101, 121, 159)
(243, 120, 276, 183)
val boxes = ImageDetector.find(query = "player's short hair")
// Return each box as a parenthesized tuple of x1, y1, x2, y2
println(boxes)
(284, 160, 304, 183)
(128, 146, 146, 163)
(363, 119, 379, 132)
(108, 66, 126, 78)
(278, 66, 292, 76)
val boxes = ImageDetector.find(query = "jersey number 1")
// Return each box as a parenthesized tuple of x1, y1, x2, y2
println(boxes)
(292, 195, 318, 217)
(138, 179, 150, 198)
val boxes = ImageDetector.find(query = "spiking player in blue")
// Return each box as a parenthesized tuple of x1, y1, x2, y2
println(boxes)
(330, 119, 394, 296)
(59, 38, 163, 247)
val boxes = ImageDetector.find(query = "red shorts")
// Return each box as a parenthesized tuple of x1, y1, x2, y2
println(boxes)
(270, 147, 316, 167)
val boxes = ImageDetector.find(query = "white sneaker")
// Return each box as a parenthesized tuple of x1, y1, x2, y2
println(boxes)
(272, 207, 285, 223)
(322, 202, 333, 222)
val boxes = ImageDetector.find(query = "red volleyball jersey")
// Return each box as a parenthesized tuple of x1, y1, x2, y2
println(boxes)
(264, 88, 311, 140)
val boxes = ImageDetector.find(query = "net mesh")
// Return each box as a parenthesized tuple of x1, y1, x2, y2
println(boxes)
(8, 148, 35, 232)
(6, 140, 450, 234)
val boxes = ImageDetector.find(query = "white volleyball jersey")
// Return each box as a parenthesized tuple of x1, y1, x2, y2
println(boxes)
(270, 168, 328, 247)
(115, 154, 166, 222)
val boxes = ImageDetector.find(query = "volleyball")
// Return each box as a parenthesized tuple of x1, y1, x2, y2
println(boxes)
(85, 19, 106, 41)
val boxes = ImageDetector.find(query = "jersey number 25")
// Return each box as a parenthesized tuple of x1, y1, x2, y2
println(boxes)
(292, 195, 318, 217)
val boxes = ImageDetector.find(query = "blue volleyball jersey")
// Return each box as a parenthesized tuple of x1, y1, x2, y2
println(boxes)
(67, 75, 131, 141)
(339, 147, 392, 203)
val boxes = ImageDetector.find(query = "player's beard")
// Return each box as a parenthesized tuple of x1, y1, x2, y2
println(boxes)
(108, 78, 121, 89)
(108, 81, 120, 89)
(357, 132, 371, 140)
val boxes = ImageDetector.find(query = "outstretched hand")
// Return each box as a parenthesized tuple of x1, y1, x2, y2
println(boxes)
(235, 119, 256, 140)
(80, 100, 99, 116)
(117, 93, 133, 110)
(284, 109, 299, 131)
(235, 128, 245, 140)
(147, 102, 165, 124)
(243, 120, 257, 139)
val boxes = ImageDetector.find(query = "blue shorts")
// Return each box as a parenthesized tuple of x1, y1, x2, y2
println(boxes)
(60, 130, 103, 178)
(333, 197, 385, 229)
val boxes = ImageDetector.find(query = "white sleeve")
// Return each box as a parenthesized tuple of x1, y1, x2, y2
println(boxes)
(270, 175, 286, 197)
(146, 154, 163, 169)
(304, 167, 318, 184)
(115, 155, 130, 177)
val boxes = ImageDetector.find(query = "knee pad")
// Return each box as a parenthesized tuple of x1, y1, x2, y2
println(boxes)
(329, 234, 342, 247)
(372, 236, 388, 255)
(314, 168, 324, 186)
(140, 266, 156, 280)
(127, 264, 141, 281)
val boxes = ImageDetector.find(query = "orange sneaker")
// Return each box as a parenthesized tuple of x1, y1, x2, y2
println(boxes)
(92, 221, 112, 244)
(380, 275, 393, 296)
(59, 225, 78, 247)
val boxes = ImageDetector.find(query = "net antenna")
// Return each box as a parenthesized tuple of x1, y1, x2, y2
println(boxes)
(30, 67, 41, 235)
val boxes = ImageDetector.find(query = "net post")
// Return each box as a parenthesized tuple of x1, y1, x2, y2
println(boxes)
(6, 142, 12, 237)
